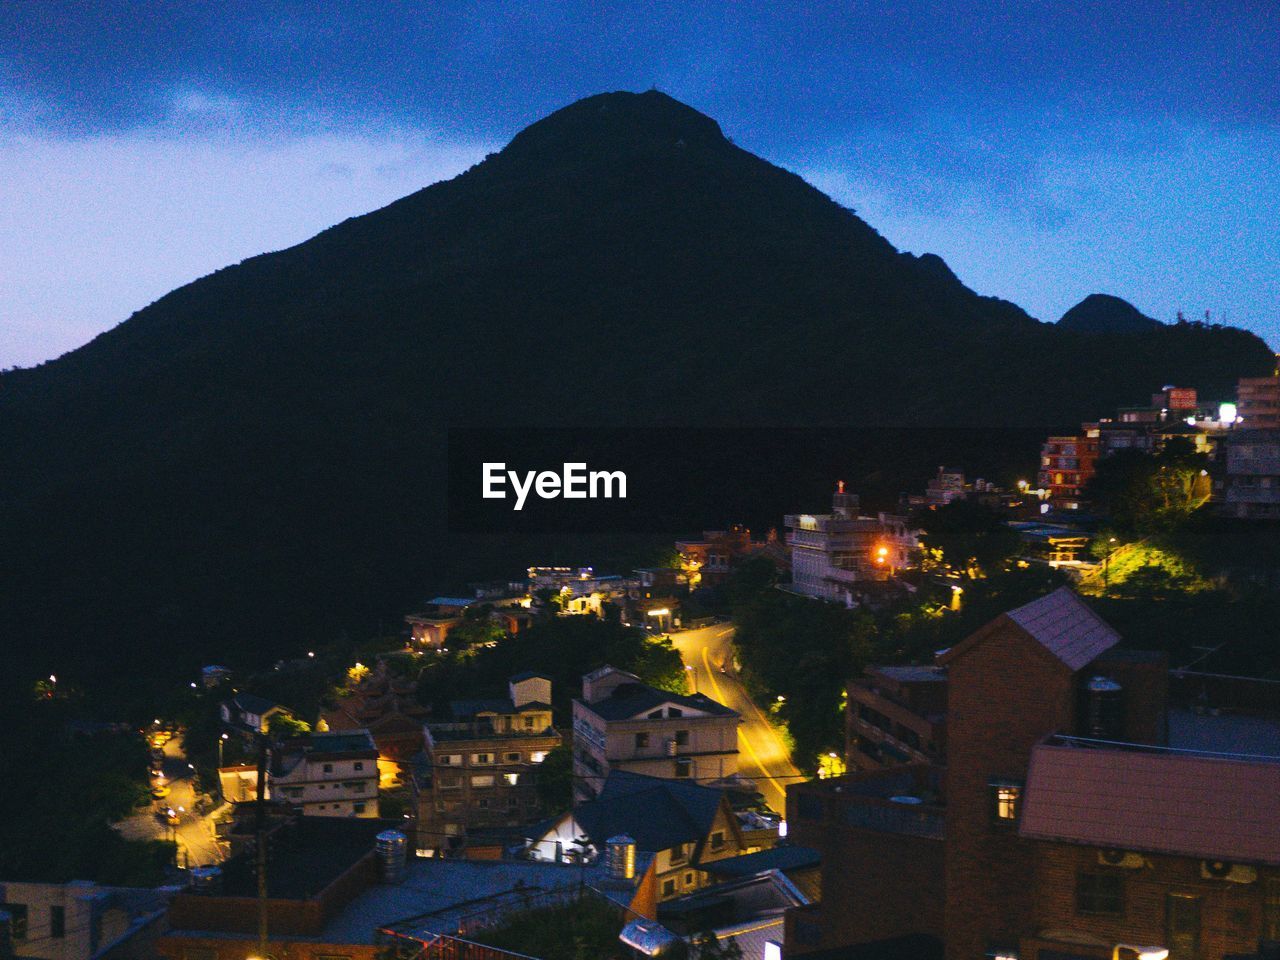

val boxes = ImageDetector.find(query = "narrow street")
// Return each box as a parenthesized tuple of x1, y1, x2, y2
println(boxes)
(114, 736, 225, 869)
(669, 622, 803, 814)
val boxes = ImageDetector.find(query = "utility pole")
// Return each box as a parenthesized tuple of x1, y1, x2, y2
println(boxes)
(254, 732, 270, 960)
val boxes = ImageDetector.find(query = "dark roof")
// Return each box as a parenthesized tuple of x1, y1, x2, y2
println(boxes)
(699, 845, 820, 878)
(278, 730, 377, 757)
(580, 682, 738, 722)
(209, 817, 395, 901)
(1020, 741, 1280, 865)
(573, 771, 726, 852)
(230, 692, 282, 715)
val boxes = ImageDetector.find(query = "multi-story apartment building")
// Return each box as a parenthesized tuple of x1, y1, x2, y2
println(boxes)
(268, 730, 379, 818)
(783, 588, 1280, 960)
(1237, 365, 1280, 430)
(572, 666, 739, 801)
(846, 665, 947, 772)
(410, 672, 561, 853)
(1218, 429, 1280, 520)
(784, 483, 917, 606)
(1039, 427, 1101, 509)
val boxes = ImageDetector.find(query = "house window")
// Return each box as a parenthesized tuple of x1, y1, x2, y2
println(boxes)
(667, 708, 684, 718)
(505, 752, 522, 763)
(985, 945, 1019, 960)
(675, 729, 690, 746)
(648, 710, 663, 720)
(472, 753, 493, 765)
(50, 905, 65, 939)
(530, 751, 548, 763)
(438, 754, 461, 766)
(471, 775, 495, 788)
(662, 879, 676, 897)
(504, 773, 520, 786)
(635, 732, 650, 749)
(323, 763, 333, 773)
(674, 758, 692, 778)
(353, 802, 366, 814)
(1076, 872, 1124, 917)
(684, 872, 695, 886)
(524, 715, 537, 728)
(709, 831, 725, 851)
(989, 781, 1021, 823)
(0, 903, 27, 939)
(353, 762, 364, 771)
(670, 843, 688, 865)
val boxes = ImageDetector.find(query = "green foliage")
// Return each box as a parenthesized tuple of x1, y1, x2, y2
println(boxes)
(915, 500, 1021, 577)
(1087, 439, 1210, 534)
(473, 895, 628, 960)
(416, 616, 685, 718)
(268, 712, 312, 737)
(0, 688, 175, 884)
(534, 743, 574, 814)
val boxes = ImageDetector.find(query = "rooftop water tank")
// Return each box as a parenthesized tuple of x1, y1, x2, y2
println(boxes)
(376, 830, 408, 884)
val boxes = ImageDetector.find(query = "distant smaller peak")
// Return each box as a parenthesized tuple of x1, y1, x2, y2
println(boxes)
(1059, 294, 1163, 334)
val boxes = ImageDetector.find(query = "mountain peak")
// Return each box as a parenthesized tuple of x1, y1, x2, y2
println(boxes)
(500, 90, 728, 160)
(1059, 293, 1163, 334)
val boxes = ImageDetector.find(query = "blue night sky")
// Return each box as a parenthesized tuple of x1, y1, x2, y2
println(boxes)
(2, 1, 1277, 367)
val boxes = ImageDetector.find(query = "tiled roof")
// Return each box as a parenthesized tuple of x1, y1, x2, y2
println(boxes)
(1019, 742, 1280, 865)
(1004, 586, 1120, 671)
(574, 770, 726, 853)
(579, 682, 738, 722)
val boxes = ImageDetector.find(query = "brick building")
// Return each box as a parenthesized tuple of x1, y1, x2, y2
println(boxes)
(1038, 428, 1101, 510)
(784, 588, 1280, 960)
(1237, 366, 1280, 430)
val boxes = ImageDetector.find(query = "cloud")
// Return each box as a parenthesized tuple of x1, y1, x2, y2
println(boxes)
(0, 129, 492, 368)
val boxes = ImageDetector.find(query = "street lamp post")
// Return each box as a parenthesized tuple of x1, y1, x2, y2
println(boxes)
(1103, 537, 1118, 595)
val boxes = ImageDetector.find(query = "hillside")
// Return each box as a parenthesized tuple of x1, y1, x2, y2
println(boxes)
(0, 91, 1272, 689)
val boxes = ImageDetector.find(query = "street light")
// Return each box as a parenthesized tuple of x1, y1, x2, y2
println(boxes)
(1103, 536, 1118, 594)
(1112, 946, 1168, 960)
(218, 733, 229, 768)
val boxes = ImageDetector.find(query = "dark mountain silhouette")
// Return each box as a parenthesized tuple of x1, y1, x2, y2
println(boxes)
(0, 91, 1272, 689)
(1059, 293, 1164, 334)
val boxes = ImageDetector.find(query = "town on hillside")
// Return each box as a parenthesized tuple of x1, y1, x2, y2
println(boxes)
(5, 368, 1280, 960)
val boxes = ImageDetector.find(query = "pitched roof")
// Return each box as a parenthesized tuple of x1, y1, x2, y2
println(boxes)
(573, 770, 727, 853)
(230, 692, 283, 716)
(1005, 587, 1120, 670)
(579, 682, 739, 722)
(941, 587, 1119, 672)
(509, 670, 552, 683)
(1019, 742, 1280, 865)
(699, 844, 821, 878)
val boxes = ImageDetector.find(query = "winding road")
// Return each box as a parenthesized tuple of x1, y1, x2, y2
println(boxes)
(670, 622, 803, 813)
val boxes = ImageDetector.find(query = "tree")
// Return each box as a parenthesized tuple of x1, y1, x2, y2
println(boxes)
(268, 712, 312, 738)
(1087, 439, 1209, 534)
(534, 743, 574, 814)
(692, 931, 744, 960)
(914, 500, 1020, 577)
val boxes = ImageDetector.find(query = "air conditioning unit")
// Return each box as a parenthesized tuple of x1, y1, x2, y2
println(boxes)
(1098, 849, 1146, 869)
(1201, 861, 1257, 883)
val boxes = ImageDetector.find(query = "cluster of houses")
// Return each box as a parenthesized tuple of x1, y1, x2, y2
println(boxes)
(1039, 369, 1280, 521)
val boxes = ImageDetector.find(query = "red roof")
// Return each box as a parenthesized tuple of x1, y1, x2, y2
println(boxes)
(1020, 742, 1280, 865)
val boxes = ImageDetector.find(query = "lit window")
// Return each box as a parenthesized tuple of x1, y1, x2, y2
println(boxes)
(353, 762, 363, 771)
(989, 781, 1021, 823)
(504, 773, 519, 786)
(530, 751, 548, 763)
